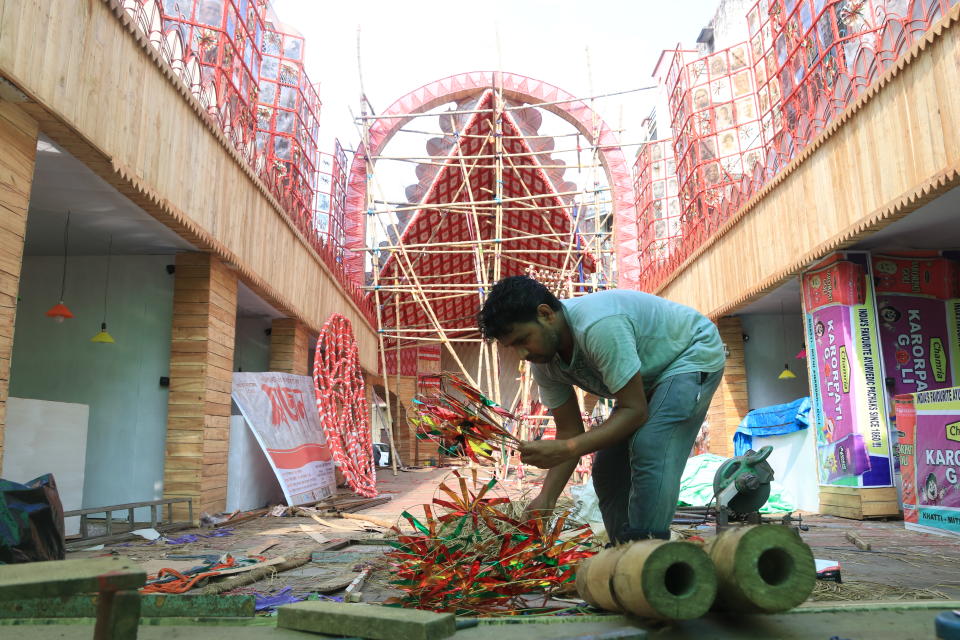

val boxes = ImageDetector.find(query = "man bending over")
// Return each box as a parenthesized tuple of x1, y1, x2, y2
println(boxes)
(478, 276, 725, 542)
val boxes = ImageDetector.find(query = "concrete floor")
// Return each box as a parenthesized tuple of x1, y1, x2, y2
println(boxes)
(60, 465, 960, 616)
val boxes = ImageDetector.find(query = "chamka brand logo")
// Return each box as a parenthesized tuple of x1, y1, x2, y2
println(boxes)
(839, 345, 850, 394)
(930, 338, 947, 383)
(947, 420, 960, 444)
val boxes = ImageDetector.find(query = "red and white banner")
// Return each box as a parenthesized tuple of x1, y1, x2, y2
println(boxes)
(231, 372, 335, 505)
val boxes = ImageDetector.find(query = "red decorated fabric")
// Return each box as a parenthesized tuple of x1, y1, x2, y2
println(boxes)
(313, 314, 377, 497)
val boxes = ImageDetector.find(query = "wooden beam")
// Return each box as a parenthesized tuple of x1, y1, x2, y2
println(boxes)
(0, 99, 37, 474)
(163, 253, 237, 521)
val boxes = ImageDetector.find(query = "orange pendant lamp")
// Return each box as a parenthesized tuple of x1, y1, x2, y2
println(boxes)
(46, 210, 74, 322)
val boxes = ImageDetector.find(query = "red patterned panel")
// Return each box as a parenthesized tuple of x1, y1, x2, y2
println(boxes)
(343, 72, 635, 287)
(375, 90, 595, 342)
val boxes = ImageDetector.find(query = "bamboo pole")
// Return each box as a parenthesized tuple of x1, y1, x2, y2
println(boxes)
(354, 84, 656, 120)
(394, 292, 403, 472)
(365, 101, 400, 479)
(360, 162, 483, 390)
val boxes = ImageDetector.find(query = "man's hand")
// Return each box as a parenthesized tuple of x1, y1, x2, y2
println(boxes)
(523, 492, 556, 523)
(519, 438, 578, 469)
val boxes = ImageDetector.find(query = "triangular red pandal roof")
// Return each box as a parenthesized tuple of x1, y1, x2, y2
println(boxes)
(375, 89, 595, 338)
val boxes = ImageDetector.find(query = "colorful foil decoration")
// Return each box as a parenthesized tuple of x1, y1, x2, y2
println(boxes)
(384, 470, 597, 615)
(408, 373, 519, 463)
(313, 313, 376, 497)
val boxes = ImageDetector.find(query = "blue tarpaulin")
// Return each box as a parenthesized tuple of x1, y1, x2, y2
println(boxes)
(733, 397, 811, 456)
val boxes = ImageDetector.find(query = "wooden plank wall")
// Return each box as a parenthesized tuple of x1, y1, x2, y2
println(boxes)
(0, 100, 37, 473)
(704, 317, 749, 458)
(164, 253, 237, 519)
(391, 375, 419, 466)
(0, 0, 377, 371)
(269, 318, 309, 376)
(656, 6, 960, 320)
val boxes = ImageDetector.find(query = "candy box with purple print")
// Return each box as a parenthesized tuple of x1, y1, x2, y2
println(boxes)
(897, 386, 960, 537)
(876, 294, 955, 398)
(802, 251, 894, 488)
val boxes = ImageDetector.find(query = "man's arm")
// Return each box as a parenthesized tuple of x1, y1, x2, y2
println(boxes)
(522, 394, 585, 517)
(520, 370, 649, 468)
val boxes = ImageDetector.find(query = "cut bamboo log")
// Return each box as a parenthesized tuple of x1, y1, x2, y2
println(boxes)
(577, 540, 716, 620)
(611, 540, 716, 620)
(707, 525, 815, 613)
(576, 545, 628, 613)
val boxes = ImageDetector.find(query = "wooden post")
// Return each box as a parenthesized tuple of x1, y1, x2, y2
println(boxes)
(0, 100, 38, 474)
(269, 318, 309, 375)
(705, 316, 749, 458)
(164, 253, 237, 521)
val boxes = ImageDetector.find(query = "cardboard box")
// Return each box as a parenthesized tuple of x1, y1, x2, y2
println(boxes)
(802, 257, 866, 311)
(895, 387, 960, 537)
(872, 253, 960, 300)
(876, 294, 955, 397)
(803, 251, 893, 488)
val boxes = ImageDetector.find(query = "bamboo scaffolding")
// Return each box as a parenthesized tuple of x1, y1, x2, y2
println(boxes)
(365, 111, 400, 479)
(354, 84, 656, 120)
(370, 197, 613, 214)
(358, 77, 620, 484)
(349, 94, 486, 392)
(376, 156, 605, 170)
(362, 231, 575, 251)
(373, 147, 603, 161)
(393, 128, 624, 139)
(491, 79, 505, 408)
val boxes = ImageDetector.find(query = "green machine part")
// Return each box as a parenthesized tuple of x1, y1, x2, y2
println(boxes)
(713, 446, 775, 514)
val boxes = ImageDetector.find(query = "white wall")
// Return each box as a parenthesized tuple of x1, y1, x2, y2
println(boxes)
(740, 313, 810, 411)
(3, 398, 89, 534)
(234, 316, 272, 372)
(10, 255, 174, 511)
(226, 415, 284, 512)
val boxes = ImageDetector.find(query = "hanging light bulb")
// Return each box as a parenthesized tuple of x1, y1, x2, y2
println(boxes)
(91, 235, 115, 344)
(777, 300, 796, 380)
(91, 322, 115, 343)
(46, 210, 74, 322)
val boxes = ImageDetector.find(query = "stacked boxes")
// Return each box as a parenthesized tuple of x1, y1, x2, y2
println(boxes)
(896, 388, 960, 537)
(161, 0, 265, 156)
(873, 253, 960, 402)
(634, 139, 681, 275)
(256, 22, 322, 223)
(802, 252, 894, 488)
(803, 250, 960, 501)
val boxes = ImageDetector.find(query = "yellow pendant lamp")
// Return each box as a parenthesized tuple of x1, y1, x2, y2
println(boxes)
(778, 300, 796, 379)
(778, 364, 797, 380)
(91, 235, 115, 344)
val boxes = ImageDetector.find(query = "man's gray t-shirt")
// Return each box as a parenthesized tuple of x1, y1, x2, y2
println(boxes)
(532, 289, 725, 408)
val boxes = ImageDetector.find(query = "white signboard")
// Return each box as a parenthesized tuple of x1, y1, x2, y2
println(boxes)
(231, 372, 335, 505)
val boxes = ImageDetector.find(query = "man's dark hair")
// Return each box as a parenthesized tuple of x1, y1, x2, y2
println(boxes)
(478, 275, 562, 340)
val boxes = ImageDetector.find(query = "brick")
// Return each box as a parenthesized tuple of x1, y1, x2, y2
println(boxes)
(277, 602, 455, 640)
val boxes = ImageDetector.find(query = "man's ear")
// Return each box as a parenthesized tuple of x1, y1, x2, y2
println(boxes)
(536, 304, 556, 322)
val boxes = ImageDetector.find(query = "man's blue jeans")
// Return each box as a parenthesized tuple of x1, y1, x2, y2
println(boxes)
(592, 369, 723, 543)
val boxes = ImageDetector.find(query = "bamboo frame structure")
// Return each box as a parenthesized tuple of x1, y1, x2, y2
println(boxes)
(358, 76, 623, 476)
